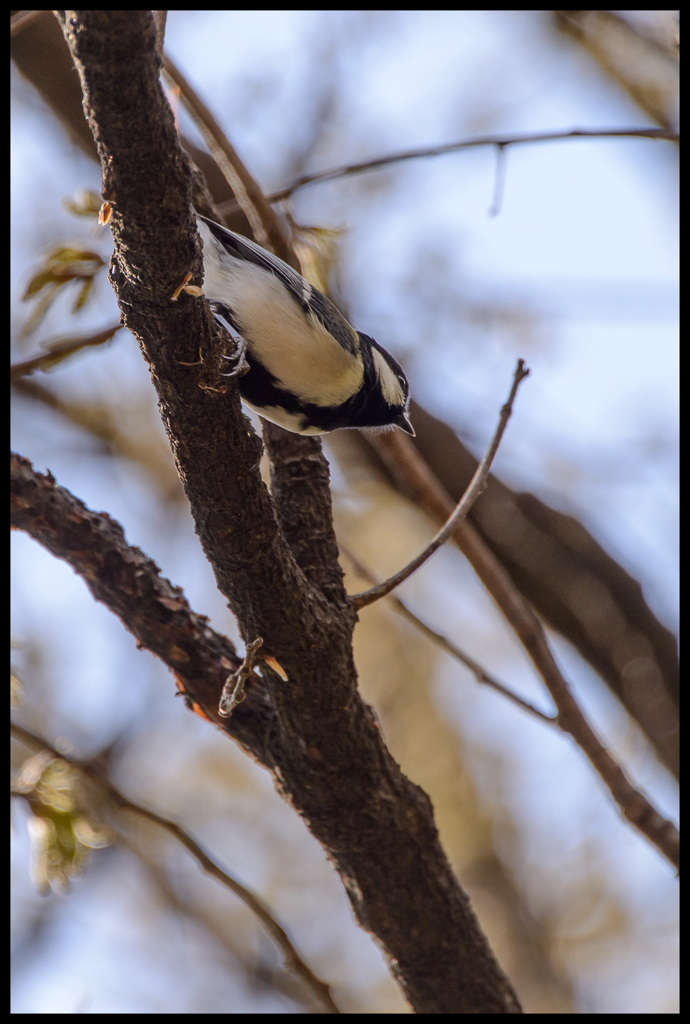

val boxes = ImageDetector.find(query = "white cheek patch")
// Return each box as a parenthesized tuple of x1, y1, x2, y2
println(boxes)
(372, 349, 406, 408)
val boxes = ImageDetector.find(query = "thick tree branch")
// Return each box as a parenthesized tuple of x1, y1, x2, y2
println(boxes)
(9, 452, 275, 764)
(12, 10, 678, 781)
(49, 11, 522, 1012)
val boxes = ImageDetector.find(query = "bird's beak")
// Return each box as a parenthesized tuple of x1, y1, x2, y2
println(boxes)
(397, 411, 415, 437)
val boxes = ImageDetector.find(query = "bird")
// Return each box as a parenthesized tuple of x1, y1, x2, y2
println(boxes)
(196, 214, 414, 437)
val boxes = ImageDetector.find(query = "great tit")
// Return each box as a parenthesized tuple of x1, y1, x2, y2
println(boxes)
(196, 214, 414, 437)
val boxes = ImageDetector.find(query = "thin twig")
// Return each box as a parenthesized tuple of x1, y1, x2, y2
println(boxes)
(11, 721, 340, 1014)
(162, 53, 294, 264)
(10, 325, 122, 380)
(265, 127, 679, 203)
(352, 359, 529, 610)
(343, 542, 553, 723)
(364, 431, 680, 871)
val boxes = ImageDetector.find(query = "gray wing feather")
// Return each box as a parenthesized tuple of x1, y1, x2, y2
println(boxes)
(197, 214, 359, 356)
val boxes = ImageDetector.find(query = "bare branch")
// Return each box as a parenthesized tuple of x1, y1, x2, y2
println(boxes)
(266, 127, 679, 203)
(17, 14, 527, 1007)
(10, 324, 122, 379)
(162, 51, 294, 264)
(11, 721, 340, 1014)
(343, 543, 554, 723)
(352, 359, 529, 609)
(360, 436, 680, 869)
